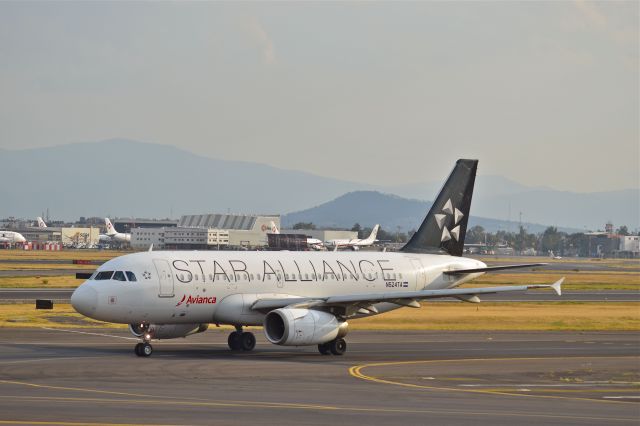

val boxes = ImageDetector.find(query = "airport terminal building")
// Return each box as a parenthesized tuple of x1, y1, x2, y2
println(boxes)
(130, 213, 280, 250)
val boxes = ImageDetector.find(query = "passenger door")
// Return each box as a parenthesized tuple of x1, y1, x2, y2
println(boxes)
(154, 259, 175, 298)
(410, 258, 426, 290)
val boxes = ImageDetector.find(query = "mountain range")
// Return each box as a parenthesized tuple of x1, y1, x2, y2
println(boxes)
(0, 139, 637, 231)
(281, 191, 581, 234)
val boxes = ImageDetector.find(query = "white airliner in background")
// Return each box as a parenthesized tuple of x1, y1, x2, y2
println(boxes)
(325, 224, 380, 251)
(72, 160, 562, 358)
(0, 230, 26, 243)
(36, 217, 47, 228)
(100, 218, 131, 243)
(269, 221, 325, 250)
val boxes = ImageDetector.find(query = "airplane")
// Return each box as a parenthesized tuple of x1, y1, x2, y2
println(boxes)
(549, 250, 562, 260)
(269, 221, 325, 250)
(71, 159, 562, 358)
(0, 230, 26, 244)
(325, 224, 380, 251)
(36, 217, 47, 228)
(101, 218, 131, 243)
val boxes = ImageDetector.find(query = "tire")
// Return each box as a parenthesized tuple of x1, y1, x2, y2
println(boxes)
(318, 343, 331, 355)
(142, 343, 153, 357)
(134, 342, 144, 357)
(228, 331, 242, 351)
(329, 338, 347, 356)
(241, 332, 256, 351)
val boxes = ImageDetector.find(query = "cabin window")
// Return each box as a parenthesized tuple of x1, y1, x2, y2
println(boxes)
(305, 274, 309, 280)
(95, 271, 114, 280)
(209, 274, 213, 281)
(113, 271, 126, 282)
(285, 274, 289, 279)
(250, 274, 254, 280)
(257, 274, 261, 280)
(125, 271, 137, 282)
(342, 274, 347, 280)
(399, 273, 403, 279)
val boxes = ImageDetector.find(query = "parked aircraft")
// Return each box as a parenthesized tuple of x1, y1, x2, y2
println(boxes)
(325, 224, 380, 250)
(0, 230, 26, 243)
(269, 221, 325, 250)
(36, 217, 47, 228)
(101, 218, 131, 243)
(71, 160, 561, 357)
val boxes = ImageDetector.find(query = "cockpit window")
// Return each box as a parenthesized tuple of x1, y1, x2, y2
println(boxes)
(125, 271, 137, 282)
(113, 271, 126, 282)
(95, 271, 114, 280)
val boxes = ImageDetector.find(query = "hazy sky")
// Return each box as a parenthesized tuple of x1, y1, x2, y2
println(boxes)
(1, 1, 638, 192)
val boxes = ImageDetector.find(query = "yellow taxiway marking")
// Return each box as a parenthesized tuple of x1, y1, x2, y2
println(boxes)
(349, 356, 640, 405)
(0, 395, 637, 423)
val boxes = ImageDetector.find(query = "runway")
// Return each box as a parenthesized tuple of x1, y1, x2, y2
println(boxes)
(1, 288, 638, 303)
(0, 329, 637, 425)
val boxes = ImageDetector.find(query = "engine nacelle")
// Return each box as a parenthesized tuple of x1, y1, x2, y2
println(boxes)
(129, 323, 208, 340)
(263, 308, 348, 346)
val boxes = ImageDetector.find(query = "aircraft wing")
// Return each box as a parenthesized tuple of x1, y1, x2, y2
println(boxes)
(443, 263, 547, 275)
(251, 278, 563, 311)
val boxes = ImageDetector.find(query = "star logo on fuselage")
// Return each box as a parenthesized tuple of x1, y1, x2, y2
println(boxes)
(434, 198, 464, 243)
(142, 271, 151, 280)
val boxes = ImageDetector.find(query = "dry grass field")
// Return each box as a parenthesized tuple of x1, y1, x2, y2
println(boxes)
(0, 302, 638, 331)
(0, 275, 78, 288)
(0, 250, 129, 262)
(466, 271, 639, 290)
(351, 302, 640, 331)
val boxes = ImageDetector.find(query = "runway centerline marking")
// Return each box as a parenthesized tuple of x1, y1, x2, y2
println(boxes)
(348, 356, 639, 405)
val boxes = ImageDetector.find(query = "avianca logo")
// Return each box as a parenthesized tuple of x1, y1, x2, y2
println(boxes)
(176, 294, 217, 306)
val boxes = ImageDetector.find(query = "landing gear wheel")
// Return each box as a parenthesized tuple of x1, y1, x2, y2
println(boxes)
(318, 343, 331, 355)
(329, 338, 347, 355)
(240, 332, 256, 351)
(228, 331, 242, 351)
(139, 342, 153, 357)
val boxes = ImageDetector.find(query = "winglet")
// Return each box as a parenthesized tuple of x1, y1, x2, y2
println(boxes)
(551, 278, 564, 296)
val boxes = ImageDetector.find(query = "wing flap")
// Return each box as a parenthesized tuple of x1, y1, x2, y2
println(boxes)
(443, 263, 547, 275)
(250, 278, 564, 311)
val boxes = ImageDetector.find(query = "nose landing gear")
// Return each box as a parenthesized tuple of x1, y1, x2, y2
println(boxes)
(228, 326, 256, 351)
(135, 341, 153, 357)
(133, 324, 153, 357)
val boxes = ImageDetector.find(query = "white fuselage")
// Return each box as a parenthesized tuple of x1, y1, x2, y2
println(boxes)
(105, 232, 131, 243)
(0, 231, 26, 243)
(72, 251, 485, 326)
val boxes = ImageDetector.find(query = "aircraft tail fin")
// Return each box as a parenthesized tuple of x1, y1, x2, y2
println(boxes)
(36, 217, 47, 228)
(105, 218, 117, 236)
(363, 224, 380, 243)
(401, 159, 478, 256)
(269, 221, 279, 234)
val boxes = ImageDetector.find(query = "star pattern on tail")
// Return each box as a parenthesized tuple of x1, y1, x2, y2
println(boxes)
(434, 198, 464, 242)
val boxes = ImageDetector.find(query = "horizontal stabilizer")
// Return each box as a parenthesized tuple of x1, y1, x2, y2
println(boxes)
(444, 263, 547, 275)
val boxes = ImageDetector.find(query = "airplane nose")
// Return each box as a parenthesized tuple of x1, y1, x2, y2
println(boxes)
(71, 284, 98, 316)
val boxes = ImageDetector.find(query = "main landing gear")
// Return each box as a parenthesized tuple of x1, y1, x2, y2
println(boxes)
(318, 338, 347, 356)
(228, 326, 256, 352)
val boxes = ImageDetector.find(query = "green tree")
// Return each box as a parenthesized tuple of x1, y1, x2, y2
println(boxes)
(617, 225, 629, 236)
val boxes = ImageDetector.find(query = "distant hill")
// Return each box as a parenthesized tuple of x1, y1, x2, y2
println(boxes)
(0, 139, 637, 230)
(282, 191, 581, 234)
(0, 139, 373, 220)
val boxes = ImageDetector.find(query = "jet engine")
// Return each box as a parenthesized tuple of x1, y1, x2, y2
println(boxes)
(263, 308, 348, 346)
(129, 323, 208, 340)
